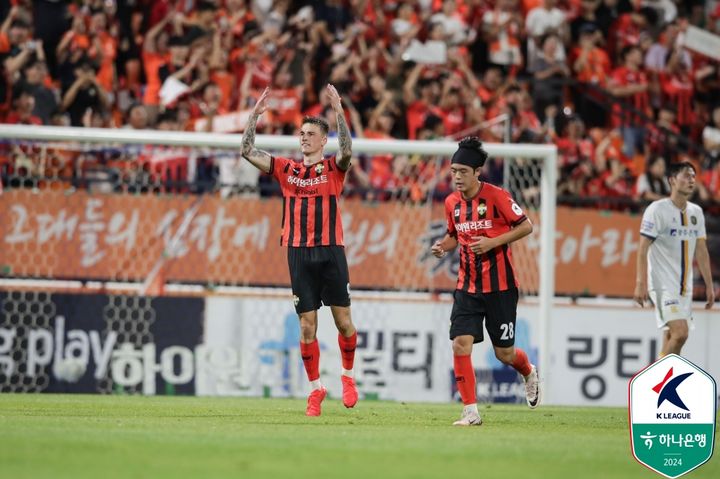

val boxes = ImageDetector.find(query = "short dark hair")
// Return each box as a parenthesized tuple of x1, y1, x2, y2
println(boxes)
(455, 136, 489, 168)
(302, 116, 329, 135)
(666, 161, 696, 179)
(620, 45, 640, 61)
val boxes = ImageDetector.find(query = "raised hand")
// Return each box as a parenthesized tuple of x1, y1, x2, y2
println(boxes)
(253, 87, 270, 116)
(326, 84, 343, 112)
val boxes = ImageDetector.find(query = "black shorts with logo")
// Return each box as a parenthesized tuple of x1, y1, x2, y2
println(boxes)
(449, 288, 519, 347)
(287, 246, 351, 314)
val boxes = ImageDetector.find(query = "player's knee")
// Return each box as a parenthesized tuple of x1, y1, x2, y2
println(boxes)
(298, 315, 317, 341)
(673, 328, 689, 345)
(334, 316, 352, 334)
(332, 308, 354, 335)
(452, 339, 472, 356)
(494, 348, 514, 365)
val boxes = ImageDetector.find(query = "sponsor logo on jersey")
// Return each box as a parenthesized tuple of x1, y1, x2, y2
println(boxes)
(287, 175, 328, 188)
(456, 220, 493, 233)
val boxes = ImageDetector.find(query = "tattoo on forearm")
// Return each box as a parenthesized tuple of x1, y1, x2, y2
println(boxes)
(336, 111, 352, 166)
(241, 113, 258, 157)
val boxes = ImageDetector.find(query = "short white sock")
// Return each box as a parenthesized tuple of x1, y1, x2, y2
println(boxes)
(342, 368, 353, 378)
(310, 379, 323, 390)
(463, 403, 478, 415)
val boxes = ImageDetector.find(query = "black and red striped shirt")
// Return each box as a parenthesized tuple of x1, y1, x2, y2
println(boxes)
(445, 182, 527, 293)
(271, 155, 347, 247)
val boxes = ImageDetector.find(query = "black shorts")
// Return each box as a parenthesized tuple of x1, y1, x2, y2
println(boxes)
(287, 246, 351, 314)
(449, 288, 519, 348)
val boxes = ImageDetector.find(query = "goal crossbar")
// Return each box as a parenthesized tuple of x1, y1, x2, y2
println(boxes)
(0, 124, 557, 391)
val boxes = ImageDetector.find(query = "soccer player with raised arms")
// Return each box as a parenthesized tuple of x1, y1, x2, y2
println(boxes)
(634, 161, 714, 357)
(431, 137, 540, 426)
(240, 84, 358, 416)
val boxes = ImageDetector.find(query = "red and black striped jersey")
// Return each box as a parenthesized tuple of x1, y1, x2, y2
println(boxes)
(271, 155, 347, 247)
(444, 182, 527, 293)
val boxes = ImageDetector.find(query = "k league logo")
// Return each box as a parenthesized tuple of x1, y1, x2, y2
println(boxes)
(629, 354, 717, 478)
(653, 367, 692, 414)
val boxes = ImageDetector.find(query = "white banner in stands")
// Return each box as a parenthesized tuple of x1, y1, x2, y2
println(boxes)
(682, 26, 720, 61)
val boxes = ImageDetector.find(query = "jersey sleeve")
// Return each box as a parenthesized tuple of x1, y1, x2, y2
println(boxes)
(639, 202, 661, 240)
(445, 198, 457, 238)
(697, 208, 707, 240)
(331, 154, 350, 172)
(496, 189, 527, 226)
(329, 155, 348, 188)
(270, 156, 290, 181)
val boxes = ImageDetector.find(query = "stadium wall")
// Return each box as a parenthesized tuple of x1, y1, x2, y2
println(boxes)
(1, 291, 717, 407)
(2, 189, 642, 296)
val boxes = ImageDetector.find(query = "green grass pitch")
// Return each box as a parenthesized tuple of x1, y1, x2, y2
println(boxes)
(0, 394, 717, 479)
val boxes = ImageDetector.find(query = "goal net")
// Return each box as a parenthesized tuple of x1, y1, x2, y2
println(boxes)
(0, 124, 556, 398)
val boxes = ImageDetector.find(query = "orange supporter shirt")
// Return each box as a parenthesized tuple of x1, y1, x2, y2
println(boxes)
(703, 167, 720, 199)
(267, 88, 302, 127)
(0, 32, 9, 53)
(609, 66, 651, 127)
(521, 0, 543, 17)
(406, 100, 430, 140)
(95, 32, 117, 92)
(142, 51, 167, 106)
(439, 107, 465, 136)
(570, 46, 611, 86)
(5, 112, 42, 125)
(210, 70, 235, 111)
(612, 14, 641, 51)
(364, 130, 395, 190)
(660, 72, 694, 126)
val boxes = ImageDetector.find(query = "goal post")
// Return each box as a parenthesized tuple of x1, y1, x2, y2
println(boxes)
(0, 124, 557, 394)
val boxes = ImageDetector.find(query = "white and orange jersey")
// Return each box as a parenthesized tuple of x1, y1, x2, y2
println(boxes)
(640, 198, 706, 296)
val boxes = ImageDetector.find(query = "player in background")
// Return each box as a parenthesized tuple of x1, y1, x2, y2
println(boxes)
(634, 161, 714, 357)
(431, 137, 539, 426)
(240, 84, 358, 416)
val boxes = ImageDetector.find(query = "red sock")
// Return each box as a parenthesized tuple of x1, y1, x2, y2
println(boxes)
(338, 332, 357, 370)
(300, 340, 320, 381)
(511, 348, 532, 377)
(453, 355, 477, 405)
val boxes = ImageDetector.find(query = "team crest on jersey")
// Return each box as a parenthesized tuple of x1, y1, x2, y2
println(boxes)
(477, 202, 487, 218)
(292, 167, 300, 175)
(454, 205, 461, 221)
(314, 163, 325, 175)
(691, 216, 697, 225)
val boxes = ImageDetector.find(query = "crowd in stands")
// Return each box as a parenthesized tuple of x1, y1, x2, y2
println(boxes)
(1, 0, 720, 207)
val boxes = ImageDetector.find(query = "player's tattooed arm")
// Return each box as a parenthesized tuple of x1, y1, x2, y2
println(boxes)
(241, 87, 272, 174)
(327, 84, 352, 170)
